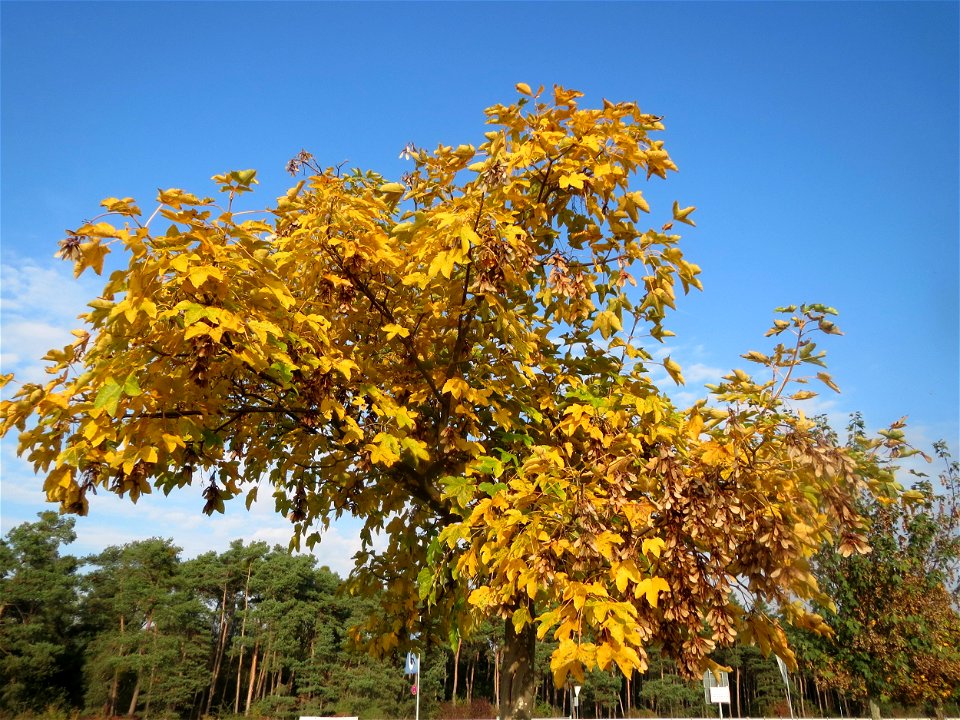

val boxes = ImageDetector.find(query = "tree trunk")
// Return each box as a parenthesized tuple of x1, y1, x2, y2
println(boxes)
(814, 675, 824, 716)
(127, 674, 142, 717)
(868, 697, 881, 720)
(244, 643, 259, 716)
(106, 670, 120, 717)
(452, 637, 462, 703)
(625, 672, 631, 718)
(204, 581, 231, 715)
(467, 651, 476, 702)
(797, 672, 806, 718)
(494, 646, 501, 711)
(233, 563, 253, 714)
(499, 617, 537, 720)
(144, 664, 157, 719)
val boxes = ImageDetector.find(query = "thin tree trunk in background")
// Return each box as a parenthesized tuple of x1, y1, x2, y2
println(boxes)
(107, 669, 120, 717)
(735, 666, 741, 718)
(126, 629, 146, 716)
(144, 663, 157, 719)
(233, 562, 253, 714)
(452, 636, 462, 703)
(625, 673, 631, 718)
(205, 582, 231, 715)
(127, 673, 142, 717)
(494, 646, 501, 712)
(307, 639, 316, 701)
(467, 651, 476, 702)
(797, 672, 806, 718)
(244, 643, 259, 716)
(254, 642, 270, 703)
(234, 647, 246, 715)
(107, 614, 127, 717)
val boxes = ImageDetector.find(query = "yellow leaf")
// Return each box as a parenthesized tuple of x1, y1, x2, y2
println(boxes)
(817, 371, 841, 393)
(642, 537, 666, 558)
(672, 201, 696, 226)
(516, 82, 533, 96)
(613, 645, 644, 678)
(469, 586, 492, 608)
(160, 434, 182, 453)
(629, 191, 650, 214)
(559, 173, 586, 190)
(77, 241, 109, 277)
(187, 266, 224, 288)
(512, 605, 530, 633)
(635, 577, 670, 607)
(596, 642, 614, 671)
(459, 225, 480, 254)
(700, 441, 734, 467)
(550, 639, 580, 686)
(427, 250, 457, 280)
(378, 182, 405, 196)
(441, 377, 469, 399)
(663, 356, 685, 385)
(382, 323, 410, 340)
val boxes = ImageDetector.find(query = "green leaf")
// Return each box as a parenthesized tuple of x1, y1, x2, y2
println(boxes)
(473, 456, 504, 477)
(93, 378, 123, 417)
(417, 566, 435, 601)
(123, 374, 142, 397)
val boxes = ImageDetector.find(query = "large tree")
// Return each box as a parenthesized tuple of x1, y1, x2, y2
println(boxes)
(0, 85, 905, 719)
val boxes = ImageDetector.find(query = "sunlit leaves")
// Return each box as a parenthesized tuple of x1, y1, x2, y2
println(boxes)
(671, 201, 697, 226)
(0, 87, 906, 696)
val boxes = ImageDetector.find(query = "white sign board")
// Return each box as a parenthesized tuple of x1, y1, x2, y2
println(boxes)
(702, 670, 730, 704)
(709, 685, 731, 704)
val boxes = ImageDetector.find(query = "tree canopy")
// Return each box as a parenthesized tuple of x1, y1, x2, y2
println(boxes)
(0, 84, 910, 720)
(796, 422, 960, 718)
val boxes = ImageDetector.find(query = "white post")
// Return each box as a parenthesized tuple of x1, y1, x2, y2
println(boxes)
(415, 652, 421, 720)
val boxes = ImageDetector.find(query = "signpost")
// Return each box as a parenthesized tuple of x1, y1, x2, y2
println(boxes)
(405, 651, 420, 720)
(702, 670, 731, 719)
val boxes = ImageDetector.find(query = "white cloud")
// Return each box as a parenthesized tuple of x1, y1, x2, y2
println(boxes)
(684, 362, 725, 385)
(1, 446, 380, 578)
(0, 257, 100, 382)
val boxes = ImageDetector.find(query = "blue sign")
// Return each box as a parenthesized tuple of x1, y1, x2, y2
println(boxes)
(405, 652, 419, 676)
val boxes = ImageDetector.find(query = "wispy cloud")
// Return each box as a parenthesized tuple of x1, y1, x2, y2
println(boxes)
(0, 257, 99, 382)
(1, 446, 379, 578)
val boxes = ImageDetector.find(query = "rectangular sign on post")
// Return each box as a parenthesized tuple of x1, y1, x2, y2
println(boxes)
(710, 686, 731, 704)
(405, 652, 419, 676)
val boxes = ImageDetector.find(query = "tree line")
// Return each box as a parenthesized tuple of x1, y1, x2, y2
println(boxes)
(2, 433, 957, 720)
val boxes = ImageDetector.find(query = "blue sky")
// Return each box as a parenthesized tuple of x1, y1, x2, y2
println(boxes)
(2, 1, 957, 572)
